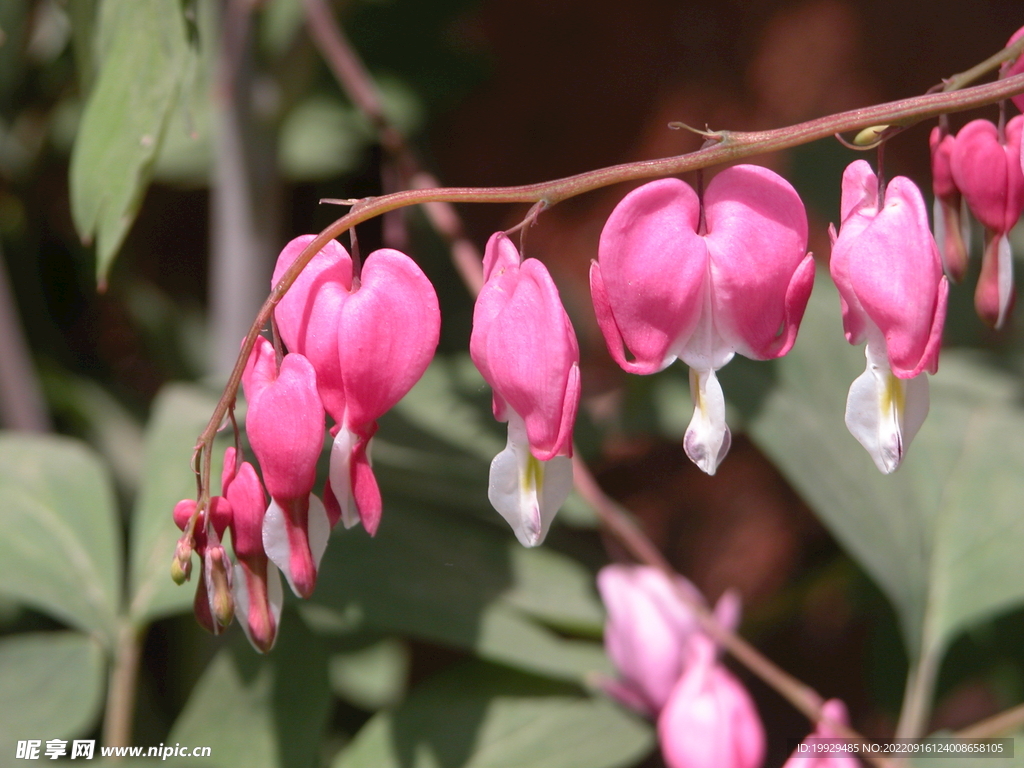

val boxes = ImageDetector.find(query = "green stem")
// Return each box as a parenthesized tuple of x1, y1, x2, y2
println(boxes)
(895, 643, 942, 739)
(943, 34, 1024, 92)
(102, 622, 145, 753)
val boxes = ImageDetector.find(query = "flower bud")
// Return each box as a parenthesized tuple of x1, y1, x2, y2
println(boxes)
(657, 638, 765, 768)
(853, 125, 888, 146)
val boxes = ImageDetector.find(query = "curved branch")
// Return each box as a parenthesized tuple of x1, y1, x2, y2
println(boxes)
(192, 71, 1024, 513)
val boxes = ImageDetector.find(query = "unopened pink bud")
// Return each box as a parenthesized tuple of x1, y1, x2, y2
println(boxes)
(782, 699, 859, 768)
(657, 639, 765, 768)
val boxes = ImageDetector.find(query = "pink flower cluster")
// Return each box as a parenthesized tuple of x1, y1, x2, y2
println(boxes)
(929, 27, 1024, 329)
(598, 565, 763, 768)
(598, 565, 857, 768)
(173, 38, 1024, 648)
(171, 157, 949, 646)
(175, 236, 441, 649)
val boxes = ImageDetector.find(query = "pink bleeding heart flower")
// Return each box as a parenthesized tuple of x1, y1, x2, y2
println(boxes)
(1001, 25, 1024, 114)
(782, 699, 859, 768)
(929, 126, 971, 282)
(597, 564, 740, 718)
(243, 336, 329, 598)
(173, 496, 233, 634)
(950, 116, 1024, 328)
(222, 447, 283, 653)
(592, 165, 814, 474)
(657, 636, 766, 768)
(470, 233, 580, 546)
(272, 235, 440, 536)
(829, 159, 948, 473)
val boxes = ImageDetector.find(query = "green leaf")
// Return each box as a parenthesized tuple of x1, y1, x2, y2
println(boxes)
(152, 0, 216, 186)
(69, 0, 194, 283)
(278, 95, 371, 182)
(0, 434, 121, 642)
(128, 384, 220, 626)
(379, 356, 597, 528)
(329, 638, 410, 711)
(748, 276, 1024, 666)
(334, 661, 654, 768)
(170, 614, 331, 768)
(503, 546, 605, 635)
(0, 632, 106, 757)
(310, 505, 610, 682)
(41, 367, 145, 495)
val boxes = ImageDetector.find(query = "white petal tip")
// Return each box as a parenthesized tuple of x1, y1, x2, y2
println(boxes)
(488, 415, 573, 547)
(684, 368, 731, 475)
(845, 344, 929, 474)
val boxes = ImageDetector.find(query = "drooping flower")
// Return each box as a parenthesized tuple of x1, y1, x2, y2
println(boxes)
(657, 636, 766, 768)
(173, 495, 233, 635)
(221, 447, 283, 653)
(597, 564, 739, 717)
(950, 116, 1024, 328)
(470, 233, 580, 547)
(929, 126, 970, 282)
(272, 235, 440, 536)
(829, 159, 948, 473)
(782, 699, 859, 768)
(592, 166, 814, 474)
(242, 336, 328, 598)
(1001, 25, 1024, 114)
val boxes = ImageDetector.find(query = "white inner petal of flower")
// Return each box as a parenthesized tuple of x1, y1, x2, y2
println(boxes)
(996, 233, 1014, 329)
(844, 338, 929, 474)
(330, 426, 362, 529)
(683, 367, 731, 475)
(487, 411, 573, 547)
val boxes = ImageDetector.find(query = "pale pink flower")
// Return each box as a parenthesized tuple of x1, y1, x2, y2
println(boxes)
(830, 159, 948, 473)
(272, 235, 440, 535)
(658, 637, 766, 768)
(242, 337, 328, 598)
(929, 126, 970, 282)
(470, 233, 580, 546)
(221, 447, 282, 653)
(597, 564, 739, 717)
(782, 699, 860, 768)
(950, 116, 1024, 328)
(1000, 25, 1024, 114)
(592, 166, 814, 474)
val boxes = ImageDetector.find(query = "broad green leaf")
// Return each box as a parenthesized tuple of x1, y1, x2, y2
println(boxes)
(279, 95, 371, 182)
(129, 384, 220, 626)
(152, 0, 216, 186)
(310, 505, 609, 682)
(41, 368, 145, 495)
(335, 661, 654, 768)
(381, 356, 597, 528)
(0, 434, 121, 642)
(503, 546, 604, 635)
(748, 276, 1024, 666)
(69, 0, 194, 283)
(392, 356, 505, 463)
(0, 632, 105, 758)
(329, 638, 410, 710)
(170, 615, 330, 768)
